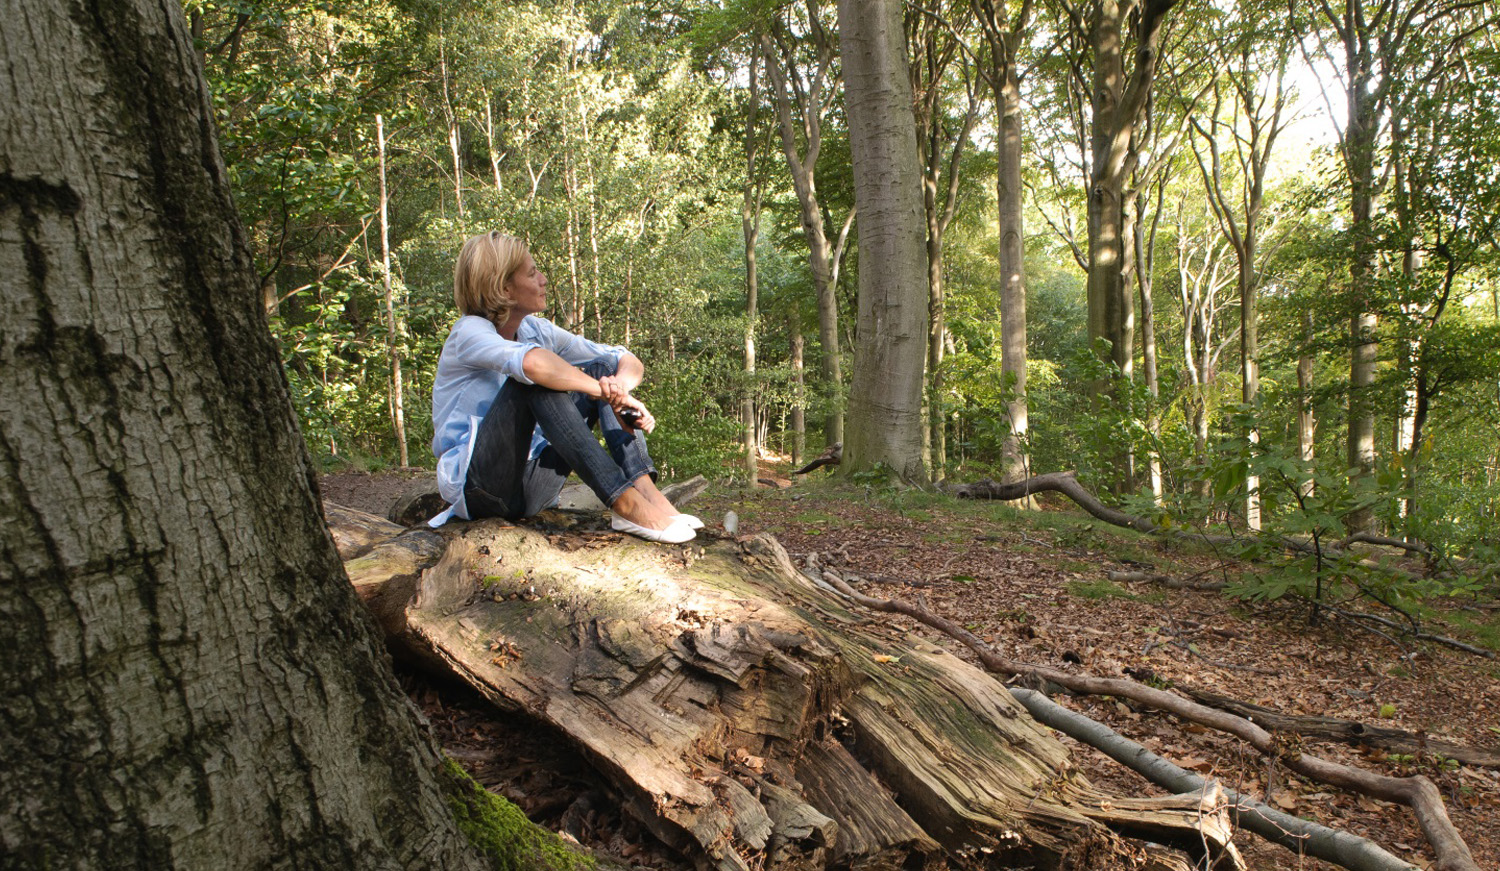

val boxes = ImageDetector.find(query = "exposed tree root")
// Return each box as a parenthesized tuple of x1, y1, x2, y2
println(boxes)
(1010, 687, 1420, 871)
(817, 574, 1482, 871)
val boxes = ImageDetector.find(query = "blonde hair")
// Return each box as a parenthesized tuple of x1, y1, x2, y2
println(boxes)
(454, 231, 529, 329)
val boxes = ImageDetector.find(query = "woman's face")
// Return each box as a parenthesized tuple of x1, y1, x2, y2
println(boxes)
(505, 253, 548, 317)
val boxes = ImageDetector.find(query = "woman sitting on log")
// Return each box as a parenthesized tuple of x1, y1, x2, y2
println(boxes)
(428, 231, 699, 543)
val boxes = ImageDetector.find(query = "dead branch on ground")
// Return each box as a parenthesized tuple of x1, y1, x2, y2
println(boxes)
(1179, 687, 1500, 769)
(817, 574, 1481, 871)
(1011, 687, 1420, 871)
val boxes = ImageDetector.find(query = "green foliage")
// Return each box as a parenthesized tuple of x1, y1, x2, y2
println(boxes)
(639, 355, 743, 481)
(442, 758, 592, 871)
(199, 0, 1500, 594)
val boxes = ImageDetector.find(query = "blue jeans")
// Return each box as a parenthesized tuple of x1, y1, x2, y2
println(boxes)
(464, 358, 656, 520)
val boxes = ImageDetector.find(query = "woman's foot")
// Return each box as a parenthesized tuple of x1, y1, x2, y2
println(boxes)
(610, 485, 695, 543)
(610, 513, 695, 543)
(632, 475, 696, 525)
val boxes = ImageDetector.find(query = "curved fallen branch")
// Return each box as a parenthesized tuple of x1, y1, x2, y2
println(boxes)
(818, 575, 1480, 871)
(1329, 606, 1497, 660)
(952, 472, 1161, 533)
(1011, 687, 1419, 871)
(956, 474, 1495, 658)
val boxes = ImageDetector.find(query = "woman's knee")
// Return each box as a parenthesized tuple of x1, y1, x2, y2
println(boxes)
(574, 356, 619, 379)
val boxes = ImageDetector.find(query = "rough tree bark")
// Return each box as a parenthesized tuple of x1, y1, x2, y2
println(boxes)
(338, 507, 1244, 871)
(0, 1, 485, 868)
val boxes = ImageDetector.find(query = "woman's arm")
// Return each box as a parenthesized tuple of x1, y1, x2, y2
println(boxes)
(519, 347, 604, 396)
(598, 352, 644, 404)
(520, 347, 656, 432)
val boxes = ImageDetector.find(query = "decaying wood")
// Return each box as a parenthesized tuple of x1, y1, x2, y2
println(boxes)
(818, 575, 1482, 871)
(328, 505, 1242, 871)
(1180, 687, 1500, 769)
(326, 502, 407, 559)
(660, 474, 709, 507)
(1011, 688, 1420, 871)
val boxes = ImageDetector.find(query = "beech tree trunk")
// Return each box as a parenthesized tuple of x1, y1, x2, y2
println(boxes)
(0, 3, 484, 867)
(338, 507, 1243, 871)
(743, 47, 764, 483)
(841, 0, 930, 481)
(974, 0, 1035, 490)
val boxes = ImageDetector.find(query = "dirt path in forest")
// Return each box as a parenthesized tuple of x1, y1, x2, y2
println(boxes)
(321, 465, 1500, 871)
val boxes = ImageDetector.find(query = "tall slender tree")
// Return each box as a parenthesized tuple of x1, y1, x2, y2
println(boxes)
(762, 0, 847, 446)
(1187, 7, 1294, 528)
(743, 45, 766, 481)
(908, 0, 982, 481)
(974, 0, 1036, 487)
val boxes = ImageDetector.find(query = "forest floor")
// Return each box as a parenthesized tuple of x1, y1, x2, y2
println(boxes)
(320, 461, 1500, 871)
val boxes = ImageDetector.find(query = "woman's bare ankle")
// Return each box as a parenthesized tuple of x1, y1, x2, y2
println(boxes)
(611, 485, 674, 530)
(632, 476, 680, 516)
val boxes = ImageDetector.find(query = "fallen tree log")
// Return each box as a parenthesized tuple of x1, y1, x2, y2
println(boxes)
(326, 503, 1243, 871)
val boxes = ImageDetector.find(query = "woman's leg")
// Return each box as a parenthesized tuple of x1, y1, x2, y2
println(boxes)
(463, 380, 542, 520)
(466, 374, 640, 520)
(468, 360, 680, 531)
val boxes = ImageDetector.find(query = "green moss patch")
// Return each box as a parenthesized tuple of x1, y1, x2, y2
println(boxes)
(443, 757, 593, 871)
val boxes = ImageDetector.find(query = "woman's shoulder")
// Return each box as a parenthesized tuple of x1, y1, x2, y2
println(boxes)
(452, 314, 497, 333)
(518, 315, 570, 342)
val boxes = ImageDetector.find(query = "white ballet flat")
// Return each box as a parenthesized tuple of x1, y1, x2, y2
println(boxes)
(611, 514, 696, 544)
(675, 514, 704, 530)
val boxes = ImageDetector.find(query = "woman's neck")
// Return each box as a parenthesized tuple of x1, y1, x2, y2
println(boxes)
(496, 311, 525, 341)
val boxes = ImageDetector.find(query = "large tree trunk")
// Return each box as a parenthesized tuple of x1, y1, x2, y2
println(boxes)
(1082, 1, 1173, 379)
(841, 0, 930, 481)
(0, 2, 484, 868)
(340, 508, 1242, 871)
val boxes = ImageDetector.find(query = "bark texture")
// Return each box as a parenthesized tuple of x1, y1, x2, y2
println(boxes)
(341, 507, 1242, 871)
(0, 3, 483, 868)
(840, 0, 931, 482)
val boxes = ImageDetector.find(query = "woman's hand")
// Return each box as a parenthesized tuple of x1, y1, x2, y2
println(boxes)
(597, 373, 631, 406)
(611, 393, 655, 434)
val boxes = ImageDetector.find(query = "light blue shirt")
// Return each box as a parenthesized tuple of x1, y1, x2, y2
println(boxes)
(428, 315, 625, 526)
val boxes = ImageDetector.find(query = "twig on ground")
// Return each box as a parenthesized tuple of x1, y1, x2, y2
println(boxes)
(1331, 606, 1496, 660)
